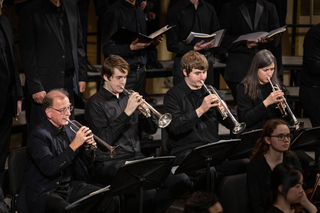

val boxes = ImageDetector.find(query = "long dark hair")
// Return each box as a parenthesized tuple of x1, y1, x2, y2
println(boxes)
(264, 163, 303, 212)
(251, 119, 294, 159)
(241, 49, 281, 100)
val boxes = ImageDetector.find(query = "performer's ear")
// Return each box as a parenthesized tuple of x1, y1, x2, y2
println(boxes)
(182, 69, 188, 77)
(45, 108, 52, 119)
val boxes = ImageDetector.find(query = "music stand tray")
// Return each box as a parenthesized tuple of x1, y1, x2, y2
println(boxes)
(228, 129, 262, 160)
(290, 126, 320, 150)
(66, 156, 175, 213)
(174, 139, 240, 174)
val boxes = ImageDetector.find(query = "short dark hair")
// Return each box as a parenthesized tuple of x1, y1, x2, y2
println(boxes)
(181, 51, 208, 76)
(184, 191, 219, 213)
(42, 88, 69, 110)
(100, 55, 130, 83)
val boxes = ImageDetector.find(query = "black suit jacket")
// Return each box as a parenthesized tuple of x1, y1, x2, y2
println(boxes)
(17, 119, 93, 213)
(0, 16, 23, 118)
(18, 0, 87, 97)
(220, 0, 279, 83)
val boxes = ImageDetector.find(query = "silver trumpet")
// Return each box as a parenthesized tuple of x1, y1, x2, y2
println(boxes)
(66, 118, 120, 158)
(267, 77, 304, 130)
(121, 86, 172, 128)
(201, 81, 246, 134)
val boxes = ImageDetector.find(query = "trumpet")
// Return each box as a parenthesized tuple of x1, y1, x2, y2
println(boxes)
(201, 81, 246, 134)
(66, 118, 120, 158)
(267, 77, 304, 130)
(121, 86, 172, 128)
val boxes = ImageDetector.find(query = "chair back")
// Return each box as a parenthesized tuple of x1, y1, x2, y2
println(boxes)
(8, 147, 27, 212)
(218, 173, 248, 213)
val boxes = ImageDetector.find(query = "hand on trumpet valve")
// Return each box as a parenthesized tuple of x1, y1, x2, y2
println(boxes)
(264, 90, 284, 107)
(124, 92, 144, 116)
(70, 126, 94, 151)
(83, 137, 96, 150)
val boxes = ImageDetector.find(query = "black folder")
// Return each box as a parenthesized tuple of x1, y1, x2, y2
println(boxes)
(290, 126, 320, 150)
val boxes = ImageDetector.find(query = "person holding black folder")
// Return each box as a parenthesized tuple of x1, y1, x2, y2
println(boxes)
(247, 119, 301, 213)
(85, 55, 191, 213)
(166, 0, 220, 86)
(101, 0, 162, 103)
(163, 50, 247, 191)
(219, 0, 280, 104)
(17, 89, 119, 213)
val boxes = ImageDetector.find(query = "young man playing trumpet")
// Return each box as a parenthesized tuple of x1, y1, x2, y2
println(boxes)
(163, 51, 248, 190)
(85, 55, 190, 213)
(17, 89, 119, 213)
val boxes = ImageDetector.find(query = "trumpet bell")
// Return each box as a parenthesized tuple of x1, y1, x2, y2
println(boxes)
(233, 122, 246, 134)
(158, 113, 172, 128)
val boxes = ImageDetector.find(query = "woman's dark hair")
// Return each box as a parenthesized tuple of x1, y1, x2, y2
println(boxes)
(251, 119, 294, 159)
(264, 163, 303, 212)
(241, 49, 282, 100)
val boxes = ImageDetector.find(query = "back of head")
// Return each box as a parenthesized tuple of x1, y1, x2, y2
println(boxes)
(181, 51, 209, 76)
(184, 191, 219, 213)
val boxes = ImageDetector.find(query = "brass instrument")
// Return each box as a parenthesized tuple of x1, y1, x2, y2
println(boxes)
(267, 77, 304, 130)
(201, 81, 246, 134)
(66, 118, 120, 158)
(121, 86, 172, 128)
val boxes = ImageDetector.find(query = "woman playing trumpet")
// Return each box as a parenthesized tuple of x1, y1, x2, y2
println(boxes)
(237, 49, 290, 132)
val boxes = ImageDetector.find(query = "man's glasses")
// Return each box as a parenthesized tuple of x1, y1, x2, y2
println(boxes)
(270, 134, 293, 141)
(50, 106, 74, 115)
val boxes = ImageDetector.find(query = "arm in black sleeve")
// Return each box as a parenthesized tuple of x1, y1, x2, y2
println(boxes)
(304, 27, 320, 76)
(163, 90, 200, 135)
(140, 114, 158, 134)
(101, 11, 134, 58)
(85, 99, 131, 145)
(237, 84, 269, 128)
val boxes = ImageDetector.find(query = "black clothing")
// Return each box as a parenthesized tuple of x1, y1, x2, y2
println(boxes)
(266, 206, 284, 213)
(17, 119, 119, 213)
(166, 0, 220, 86)
(0, 16, 23, 188)
(237, 83, 284, 132)
(300, 24, 320, 127)
(19, 0, 87, 133)
(219, 0, 279, 102)
(85, 86, 191, 213)
(163, 80, 236, 165)
(101, 0, 147, 66)
(247, 154, 301, 213)
(85, 86, 157, 162)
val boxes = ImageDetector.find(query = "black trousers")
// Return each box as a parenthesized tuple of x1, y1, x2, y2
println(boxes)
(125, 65, 146, 97)
(0, 94, 13, 188)
(172, 53, 214, 86)
(299, 85, 320, 127)
(94, 159, 191, 213)
(45, 181, 120, 213)
(26, 75, 75, 134)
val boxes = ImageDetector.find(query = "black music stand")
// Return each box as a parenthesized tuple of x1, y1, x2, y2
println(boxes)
(290, 126, 320, 150)
(174, 139, 240, 191)
(66, 156, 175, 213)
(228, 129, 262, 160)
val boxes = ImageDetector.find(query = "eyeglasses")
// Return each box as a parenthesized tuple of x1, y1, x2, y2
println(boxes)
(50, 106, 74, 115)
(270, 134, 293, 141)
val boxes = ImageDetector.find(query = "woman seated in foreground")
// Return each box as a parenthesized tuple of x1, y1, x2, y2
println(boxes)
(266, 163, 317, 213)
(247, 119, 301, 213)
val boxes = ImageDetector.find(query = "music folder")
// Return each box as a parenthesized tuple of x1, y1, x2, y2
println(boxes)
(228, 129, 262, 160)
(66, 156, 175, 212)
(173, 139, 241, 175)
(290, 126, 320, 150)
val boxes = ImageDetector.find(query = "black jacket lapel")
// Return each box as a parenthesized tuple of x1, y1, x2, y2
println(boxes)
(254, 0, 264, 30)
(238, 3, 253, 31)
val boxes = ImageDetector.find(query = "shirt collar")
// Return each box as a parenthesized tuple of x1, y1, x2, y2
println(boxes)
(181, 79, 206, 97)
(46, 0, 64, 13)
(183, 0, 203, 8)
(121, 0, 138, 8)
(48, 119, 66, 136)
(99, 86, 126, 100)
